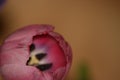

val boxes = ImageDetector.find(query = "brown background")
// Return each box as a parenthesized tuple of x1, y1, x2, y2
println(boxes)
(0, 0, 120, 80)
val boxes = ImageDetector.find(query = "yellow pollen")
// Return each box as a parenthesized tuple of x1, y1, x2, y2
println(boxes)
(28, 56, 39, 66)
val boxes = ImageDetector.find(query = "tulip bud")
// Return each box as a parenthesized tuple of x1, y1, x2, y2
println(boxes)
(0, 24, 72, 80)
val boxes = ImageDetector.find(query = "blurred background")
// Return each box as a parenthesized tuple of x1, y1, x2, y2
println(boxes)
(0, 0, 120, 80)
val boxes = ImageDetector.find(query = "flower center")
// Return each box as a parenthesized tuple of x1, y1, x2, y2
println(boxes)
(26, 43, 53, 71)
(26, 34, 66, 72)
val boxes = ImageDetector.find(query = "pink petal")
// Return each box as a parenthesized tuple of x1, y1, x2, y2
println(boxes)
(0, 64, 44, 80)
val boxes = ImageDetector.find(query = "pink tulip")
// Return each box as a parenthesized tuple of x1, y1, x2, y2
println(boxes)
(0, 24, 72, 80)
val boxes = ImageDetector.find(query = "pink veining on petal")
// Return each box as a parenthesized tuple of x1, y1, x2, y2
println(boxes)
(1, 64, 44, 80)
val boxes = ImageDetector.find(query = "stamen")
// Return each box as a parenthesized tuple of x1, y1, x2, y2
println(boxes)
(35, 53, 47, 60)
(29, 44, 35, 52)
(36, 63, 53, 71)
